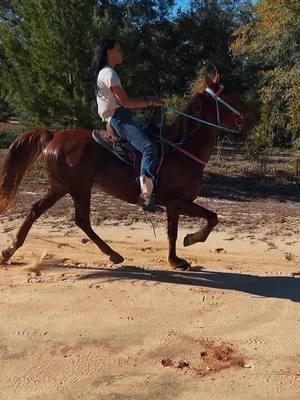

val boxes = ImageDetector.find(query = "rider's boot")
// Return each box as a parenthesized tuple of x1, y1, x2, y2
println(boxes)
(138, 175, 159, 213)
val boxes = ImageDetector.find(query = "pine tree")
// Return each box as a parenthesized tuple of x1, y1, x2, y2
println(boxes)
(0, 0, 103, 128)
(0, 0, 257, 130)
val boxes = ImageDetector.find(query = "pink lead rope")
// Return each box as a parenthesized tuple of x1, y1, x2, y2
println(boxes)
(162, 138, 207, 167)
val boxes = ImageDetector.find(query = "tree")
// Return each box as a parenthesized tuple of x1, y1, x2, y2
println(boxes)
(0, 0, 257, 129)
(231, 0, 300, 147)
(0, 0, 102, 128)
(0, 0, 19, 25)
(0, 0, 19, 120)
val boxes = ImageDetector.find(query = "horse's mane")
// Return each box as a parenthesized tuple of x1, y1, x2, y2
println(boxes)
(166, 93, 206, 143)
(164, 66, 219, 142)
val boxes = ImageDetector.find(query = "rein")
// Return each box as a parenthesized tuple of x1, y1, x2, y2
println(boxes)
(164, 105, 239, 134)
(158, 88, 243, 169)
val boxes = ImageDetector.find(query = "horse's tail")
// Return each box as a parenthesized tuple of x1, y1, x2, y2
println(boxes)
(0, 128, 53, 214)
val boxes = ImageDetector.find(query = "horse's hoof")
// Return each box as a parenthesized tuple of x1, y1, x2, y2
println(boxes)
(176, 260, 190, 270)
(169, 258, 190, 270)
(184, 230, 209, 246)
(0, 250, 9, 265)
(109, 252, 124, 264)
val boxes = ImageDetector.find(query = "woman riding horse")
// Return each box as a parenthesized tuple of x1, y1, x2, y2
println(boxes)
(92, 39, 164, 211)
(0, 66, 255, 269)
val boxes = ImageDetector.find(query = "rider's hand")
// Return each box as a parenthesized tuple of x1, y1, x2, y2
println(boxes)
(151, 98, 165, 107)
(146, 96, 165, 107)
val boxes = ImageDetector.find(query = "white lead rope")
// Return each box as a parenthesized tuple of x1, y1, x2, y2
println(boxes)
(165, 105, 239, 133)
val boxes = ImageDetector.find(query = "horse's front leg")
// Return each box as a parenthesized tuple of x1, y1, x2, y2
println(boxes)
(166, 205, 190, 270)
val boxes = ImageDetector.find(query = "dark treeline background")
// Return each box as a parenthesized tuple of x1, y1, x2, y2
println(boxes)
(0, 0, 299, 155)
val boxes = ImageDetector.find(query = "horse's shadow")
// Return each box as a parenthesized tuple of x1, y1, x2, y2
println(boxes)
(77, 265, 300, 302)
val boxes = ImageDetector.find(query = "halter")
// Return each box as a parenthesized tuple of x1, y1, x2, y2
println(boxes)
(205, 86, 243, 128)
(157, 85, 244, 170)
(164, 85, 244, 134)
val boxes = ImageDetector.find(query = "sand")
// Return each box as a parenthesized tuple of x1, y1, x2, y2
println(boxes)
(1, 203, 300, 400)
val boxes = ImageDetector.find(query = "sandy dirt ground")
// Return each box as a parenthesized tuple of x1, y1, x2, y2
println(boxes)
(0, 186, 300, 400)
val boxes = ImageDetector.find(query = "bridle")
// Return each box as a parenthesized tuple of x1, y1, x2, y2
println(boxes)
(205, 84, 244, 133)
(157, 81, 246, 170)
(164, 82, 244, 134)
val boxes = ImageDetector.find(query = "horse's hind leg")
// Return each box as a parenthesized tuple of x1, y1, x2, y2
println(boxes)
(72, 192, 124, 264)
(1, 189, 65, 263)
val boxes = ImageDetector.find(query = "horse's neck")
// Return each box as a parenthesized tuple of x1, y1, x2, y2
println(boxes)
(182, 95, 218, 163)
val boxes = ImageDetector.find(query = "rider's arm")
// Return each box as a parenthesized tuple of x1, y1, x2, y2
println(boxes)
(110, 85, 164, 109)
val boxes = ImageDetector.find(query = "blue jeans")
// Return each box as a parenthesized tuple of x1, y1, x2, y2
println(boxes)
(110, 107, 157, 181)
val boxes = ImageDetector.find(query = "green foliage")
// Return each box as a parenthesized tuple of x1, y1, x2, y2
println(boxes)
(244, 107, 273, 157)
(0, 0, 18, 25)
(231, 0, 300, 149)
(0, 0, 254, 130)
(232, 0, 300, 69)
(164, 94, 189, 125)
(259, 66, 300, 145)
(292, 137, 300, 161)
(0, 129, 21, 148)
(4, 0, 297, 149)
(0, 86, 13, 121)
(119, 0, 253, 98)
(291, 137, 300, 176)
(0, 0, 101, 128)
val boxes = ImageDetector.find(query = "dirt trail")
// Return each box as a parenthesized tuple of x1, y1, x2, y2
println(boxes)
(1, 194, 300, 400)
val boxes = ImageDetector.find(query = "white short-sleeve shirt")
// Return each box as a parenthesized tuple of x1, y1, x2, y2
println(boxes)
(96, 66, 122, 122)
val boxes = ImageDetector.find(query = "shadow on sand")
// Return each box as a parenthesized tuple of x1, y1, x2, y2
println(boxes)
(77, 265, 300, 303)
(202, 173, 300, 203)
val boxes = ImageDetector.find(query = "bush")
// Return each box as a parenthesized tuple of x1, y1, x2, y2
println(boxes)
(292, 137, 300, 176)
(0, 130, 22, 149)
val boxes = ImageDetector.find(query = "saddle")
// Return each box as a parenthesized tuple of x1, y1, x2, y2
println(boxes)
(92, 122, 167, 177)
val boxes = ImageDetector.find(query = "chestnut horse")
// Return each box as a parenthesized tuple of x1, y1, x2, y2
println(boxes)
(0, 85, 254, 269)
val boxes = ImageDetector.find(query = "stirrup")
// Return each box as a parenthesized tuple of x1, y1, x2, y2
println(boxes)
(137, 195, 163, 213)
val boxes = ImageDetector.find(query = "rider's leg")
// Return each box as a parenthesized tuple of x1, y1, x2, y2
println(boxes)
(110, 108, 157, 204)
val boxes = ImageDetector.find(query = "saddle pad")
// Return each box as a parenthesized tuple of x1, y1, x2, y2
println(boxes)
(92, 129, 166, 176)
(92, 129, 134, 166)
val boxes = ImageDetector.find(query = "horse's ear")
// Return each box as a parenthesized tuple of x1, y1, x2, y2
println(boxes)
(205, 64, 219, 89)
(205, 76, 214, 89)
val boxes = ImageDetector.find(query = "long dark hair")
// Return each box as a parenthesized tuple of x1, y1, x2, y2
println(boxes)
(90, 39, 117, 95)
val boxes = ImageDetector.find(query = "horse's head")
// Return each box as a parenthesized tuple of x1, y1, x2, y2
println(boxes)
(191, 65, 257, 134)
(207, 85, 257, 133)
(217, 89, 257, 132)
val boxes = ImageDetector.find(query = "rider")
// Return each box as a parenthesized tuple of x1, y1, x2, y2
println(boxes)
(91, 39, 165, 211)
